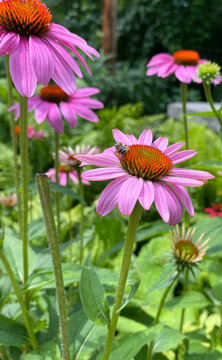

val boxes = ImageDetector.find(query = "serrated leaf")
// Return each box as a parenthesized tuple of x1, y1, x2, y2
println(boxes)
(164, 291, 211, 309)
(0, 314, 29, 346)
(117, 277, 140, 312)
(79, 255, 110, 326)
(24, 342, 61, 359)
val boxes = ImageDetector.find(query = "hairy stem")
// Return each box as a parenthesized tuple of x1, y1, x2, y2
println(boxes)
(54, 131, 61, 240)
(102, 202, 142, 360)
(36, 174, 70, 360)
(77, 169, 85, 264)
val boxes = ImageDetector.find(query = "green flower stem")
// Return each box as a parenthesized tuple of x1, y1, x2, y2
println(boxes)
(175, 266, 189, 360)
(0, 248, 38, 349)
(77, 168, 85, 264)
(36, 174, 70, 360)
(5, 56, 22, 235)
(0, 346, 8, 360)
(181, 82, 189, 150)
(54, 131, 61, 240)
(203, 82, 222, 125)
(102, 201, 142, 360)
(19, 96, 29, 284)
(146, 271, 181, 360)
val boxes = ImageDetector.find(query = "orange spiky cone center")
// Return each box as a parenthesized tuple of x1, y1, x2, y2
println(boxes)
(173, 50, 200, 66)
(58, 165, 73, 173)
(40, 85, 69, 103)
(115, 144, 173, 181)
(0, 0, 52, 37)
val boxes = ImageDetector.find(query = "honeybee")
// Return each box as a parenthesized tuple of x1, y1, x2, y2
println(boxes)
(115, 143, 129, 155)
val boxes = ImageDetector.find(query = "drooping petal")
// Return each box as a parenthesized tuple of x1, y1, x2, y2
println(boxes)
(59, 172, 67, 186)
(138, 129, 153, 145)
(161, 176, 204, 187)
(29, 36, 54, 85)
(153, 182, 170, 223)
(169, 168, 214, 180)
(171, 183, 194, 216)
(70, 98, 104, 109)
(169, 150, 197, 164)
(34, 101, 50, 124)
(60, 102, 77, 127)
(71, 88, 100, 97)
(47, 103, 64, 133)
(9, 37, 37, 97)
(81, 167, 127, 181)
(164, 142, 185, 156)
(71, 104, 99, 122)
(147, 53, 173, 67)
(112, 129, 136, 146)
(69, 171, 79, 184)
(175, 66, 192, 83)
(74, 154, 120, 167)
(97, 176, 128, 216)
(0, 32, 20, 55)
(138, 180, 154, 210)
(118, 176, 143, 215)
(8, 104, 20, 120)
(159, 182, 183, 225)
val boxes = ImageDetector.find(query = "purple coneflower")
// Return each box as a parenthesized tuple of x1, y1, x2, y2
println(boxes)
(0, 0, 99, 97)
(75, 129, 214, 225)
(146, 50, 206, 83)
(46, 166, 90, 187)
(57, 145, 100, 166)
(0, 193, 18, 207)
(9, 85, 104, 133)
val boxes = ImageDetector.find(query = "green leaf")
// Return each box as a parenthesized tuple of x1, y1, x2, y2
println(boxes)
(0, 275, 11, 306)
(153, 326, 186, 352)
(184, 351, 222, 360)
(24, 342, 61, 359)
(121, 304, 153, 327)
(164, 291, 211, 309)
(0, 314, 29, 346)
(194, 218, 222, 257)
(118, 276, 140, 312)
(96, 326, 162, 360)
(149, 263, 179, 292)
(68, 309, 95, 359)
(79, 255, 110, 325)
(212, 283, 222, 303)
(49, 182, 85, 204)
(188, 111, 218, 117)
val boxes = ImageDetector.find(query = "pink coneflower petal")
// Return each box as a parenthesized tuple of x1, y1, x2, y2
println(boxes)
(28, 96, 42, 110)
(0, 32, 20, 55)
(46, 37, 83, 78)
(161, 176, 204, 187)
(146, 66, 159, 76)
(112, 129, 135, 146)
(82, 168, 127, 181)
(164, 142, 185, 156)
(97, 176, 128, 216)
(47, 103, 64, 133)
(72, 88, 100, 97)
(35, 101, 50, 124)
(152, 137, 168, 151)
(75, 154, 119, 167)
(160, 182, 183, 225)
(147, 53, 173, 67)
(175, 66, 192, 83)
(10, 37, 37, 97)
(60, 102, 77, 127)
(59, 172, 67, 186)
(71, 98, 104, 109)
(29, 36, 54, 85)
(69, 172, 79, 184)
(171, 184, 194, 216)
(153, 183, 170, 223)
(170, 168, 215, 179)
(157, 61, 175, 77)
(71, 104, 99, 122)
(170, 150, 197, 164)
(138, 180, 154, 210)
(118, 176, 143, 215)
(138, 129, 153, 145)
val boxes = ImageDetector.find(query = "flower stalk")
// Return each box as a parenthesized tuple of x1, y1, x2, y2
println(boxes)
(77, 168, 85, 264)
(146, 270, 181, 360)
(0, 248, 38, 349)
(5, 55, 22, 235)
(19, 95, 29, 284)
(102, 201, 142, 360)
(36, 174, 70, 360)
(54, 131, 61, 240)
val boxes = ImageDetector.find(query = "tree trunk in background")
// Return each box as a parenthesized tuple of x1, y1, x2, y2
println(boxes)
(102, 0, 117, 74)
